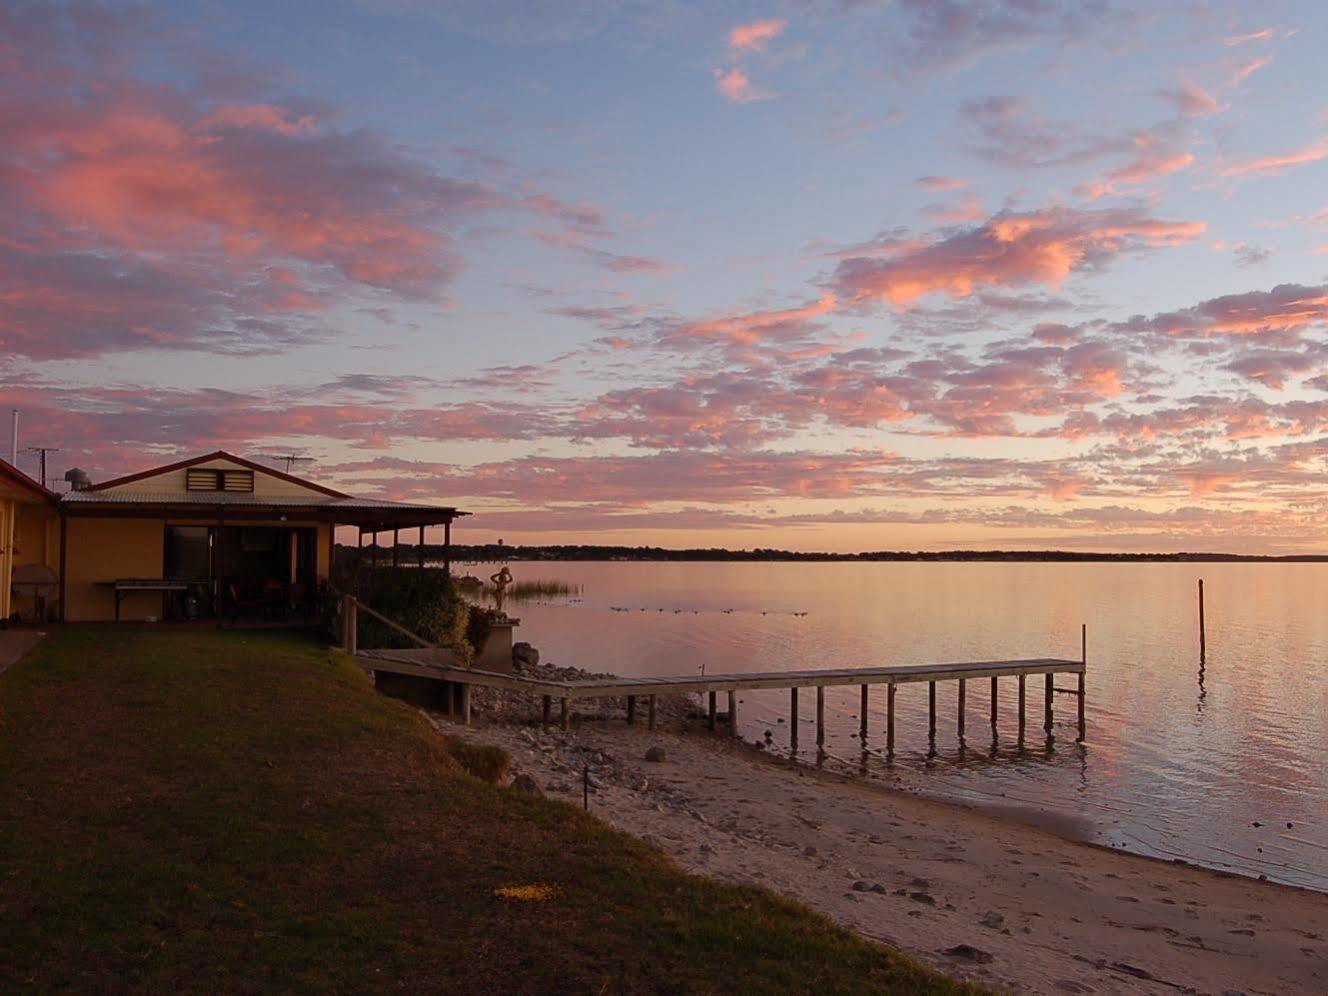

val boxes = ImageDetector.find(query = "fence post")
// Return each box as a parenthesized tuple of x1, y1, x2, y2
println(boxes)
(343, 595, 358, 656)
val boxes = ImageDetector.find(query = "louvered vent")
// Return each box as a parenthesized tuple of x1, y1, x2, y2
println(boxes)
(186, 468, 255, 493)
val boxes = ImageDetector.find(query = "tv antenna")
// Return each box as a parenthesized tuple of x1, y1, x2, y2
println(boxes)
(24, 446, 59, 488)
(262, 454, 315, 474)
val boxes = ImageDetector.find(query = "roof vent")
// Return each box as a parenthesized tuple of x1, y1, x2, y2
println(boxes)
(64, 467, 91, 491)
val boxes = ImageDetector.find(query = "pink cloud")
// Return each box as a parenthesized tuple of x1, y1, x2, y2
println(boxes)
(0, 3, 613, 360)
(655, 294, 837, 351)
(1077, 132, 1195, 199)
(1122, 283, 1328, 339)
(1221, 141, 1328, 176)
(916, 175, 969, 191)
(921, 194, 986, 224)
(714, 67, 775, 103)
(1233, 56, 1271, 83)
(1225, 28, 1274, 45)
(833, 206, 1204, 305)
(728, 18, 786, 52)
(1156, 80, 1220, 117)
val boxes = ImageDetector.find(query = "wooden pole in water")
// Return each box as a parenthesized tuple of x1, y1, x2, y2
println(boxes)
(928, 681, 937, 738)
(957, 679, 966, 737)
(1078, 623, 1087, 742)
(1198, 579, 1206, 661)
(542, 695, 551, 729)
(728, 690, 738, 738)
(790, 687, 799, 750)
(626, 695, 636, 725)
(990, 676, 998, 727)
(816, 686, 825, 747)
(887, 685, 897, 754)
(708, 691, 717, 731)
(561, 697, 569, 730)
(860, 684, 869, 741)
(648, 695, 657, 731)
(1044, 673, 1054, 731)
(1017, 674, 1027, 742)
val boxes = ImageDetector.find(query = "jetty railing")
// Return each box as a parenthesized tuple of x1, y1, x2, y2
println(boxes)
(355, 622, 1088, 748)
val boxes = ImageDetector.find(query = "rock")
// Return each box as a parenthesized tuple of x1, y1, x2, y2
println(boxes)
(980, 911, 1005, 929)
(869, 883, 887, 894)
(941, 944, 994, 964)
(510, 773, 543, 797)
(802, 845, 819, 857)
(645, 746, 667, 763)
(909, 892, 936, 905)
(512, 642, 540, 668)
(852, 880, 870, 892)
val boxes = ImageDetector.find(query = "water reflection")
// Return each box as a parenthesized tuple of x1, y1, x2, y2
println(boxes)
(499, 561, 1328, 891)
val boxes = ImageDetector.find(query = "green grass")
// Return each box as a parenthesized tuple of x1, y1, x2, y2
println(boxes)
(0, 627, 977, 994)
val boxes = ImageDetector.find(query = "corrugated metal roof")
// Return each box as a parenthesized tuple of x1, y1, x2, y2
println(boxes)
(60, 490, 460, 513)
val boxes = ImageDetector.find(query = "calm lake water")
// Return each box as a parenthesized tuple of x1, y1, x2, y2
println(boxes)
(474, 561, 1328, 891)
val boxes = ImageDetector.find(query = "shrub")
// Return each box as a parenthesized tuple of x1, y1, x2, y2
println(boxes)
(442, 737, 511, 783)
(350, 568, 471, 660)
(464, 605, 505, 659)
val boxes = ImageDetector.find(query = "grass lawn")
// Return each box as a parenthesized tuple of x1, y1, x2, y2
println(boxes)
(0, 627, 978, 994)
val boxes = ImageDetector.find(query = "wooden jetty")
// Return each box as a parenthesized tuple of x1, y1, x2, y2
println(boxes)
(359, 649, 1087, 746)
(345, 597, 1089, 748)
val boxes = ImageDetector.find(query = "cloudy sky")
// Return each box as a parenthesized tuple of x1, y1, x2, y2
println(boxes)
(3, 0, 1328, 552)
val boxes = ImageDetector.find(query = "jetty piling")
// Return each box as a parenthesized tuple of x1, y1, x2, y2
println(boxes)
(816, 686, 826, 748)
(886, 683, 896, 755)
(957, 678, 966, 737)
(728, 690, 738, 737)
(859, 685, 869, 741)
(1078, 624, 1087, 741)
(790, 687, 799, 750)
(1044, 673, 1054, 731)
(1018, 674, 1027, 742)
(928, 681, 937, 738)
(648, 695, 657, 730)
(990, 676, 998, 726)
(708, 691, 717, 731)
(626, 694, 635, 724)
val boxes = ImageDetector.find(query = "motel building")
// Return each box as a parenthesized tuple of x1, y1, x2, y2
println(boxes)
(0, 452, 464, 624)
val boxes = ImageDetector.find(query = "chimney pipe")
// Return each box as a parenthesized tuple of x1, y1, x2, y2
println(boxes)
(9, 409, 16, 466)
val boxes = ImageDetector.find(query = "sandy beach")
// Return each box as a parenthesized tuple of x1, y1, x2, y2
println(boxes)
(434, 707, 1328, 994)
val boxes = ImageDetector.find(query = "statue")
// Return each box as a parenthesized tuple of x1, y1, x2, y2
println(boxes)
(490, 565, 513, 616)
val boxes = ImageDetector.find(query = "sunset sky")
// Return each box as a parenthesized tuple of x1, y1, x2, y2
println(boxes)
(4, 1, 1328, 552)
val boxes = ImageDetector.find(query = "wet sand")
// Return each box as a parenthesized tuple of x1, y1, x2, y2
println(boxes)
(436, 713, 1328, 994)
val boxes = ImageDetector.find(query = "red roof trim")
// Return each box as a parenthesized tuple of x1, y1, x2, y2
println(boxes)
(87, 451, 350, 498)
(0, 457, 57, 502)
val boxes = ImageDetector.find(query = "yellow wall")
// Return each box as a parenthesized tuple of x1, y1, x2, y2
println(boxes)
(0, 499, 13, 620)
(8, 501, 57, 621)
(64, 518, 166, 622)
(61, 516, 333, 622)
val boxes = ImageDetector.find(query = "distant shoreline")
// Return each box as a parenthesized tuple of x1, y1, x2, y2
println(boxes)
(343, 543, 1328, 564)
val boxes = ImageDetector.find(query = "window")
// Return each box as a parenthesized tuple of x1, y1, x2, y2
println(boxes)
(185, 468, 255, 493)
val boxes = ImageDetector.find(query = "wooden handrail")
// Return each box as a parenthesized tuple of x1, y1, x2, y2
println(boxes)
(343, 594, 435, 649)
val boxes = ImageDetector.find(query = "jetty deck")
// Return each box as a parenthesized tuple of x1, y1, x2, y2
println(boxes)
(342, 595, 1087, 751)
(357, 647, 1087, 750)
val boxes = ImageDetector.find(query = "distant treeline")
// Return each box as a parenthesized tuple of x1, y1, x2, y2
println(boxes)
(338, 543, 1328, 564)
